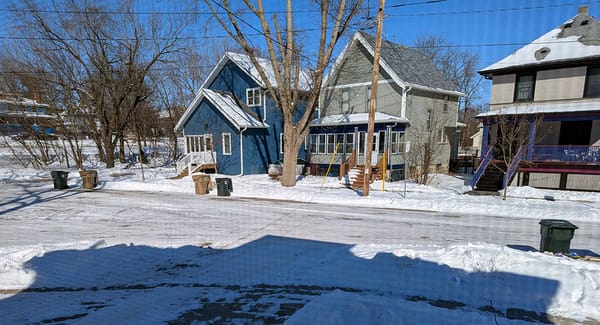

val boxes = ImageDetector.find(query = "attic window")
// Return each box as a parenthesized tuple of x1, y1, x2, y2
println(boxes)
(535, 47, 550, 61)
(581, 20, 589, 26)
(564, 22, 573, 28)
(246, 88, 262, 107)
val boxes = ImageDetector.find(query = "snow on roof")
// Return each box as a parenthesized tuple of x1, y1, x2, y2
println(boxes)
(480, 13, 600, 74)
(226, 52, 313, 91)
(202, 89, 269, 130)
(477, 100, 600, 118)
(311, 112, 409, 127)
(325, 32, 464, 97)
(0, 96, 49, 107)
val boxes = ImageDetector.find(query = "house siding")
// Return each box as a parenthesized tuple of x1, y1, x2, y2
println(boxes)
(183, 100, 242, 175)
(534, 67, 587, 101)
(490, 74, 516, 105)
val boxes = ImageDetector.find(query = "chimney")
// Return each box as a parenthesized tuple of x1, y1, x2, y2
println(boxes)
(578, 5, 589, 15)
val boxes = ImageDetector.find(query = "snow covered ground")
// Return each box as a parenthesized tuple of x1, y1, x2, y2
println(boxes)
(1, 161, 599, 323)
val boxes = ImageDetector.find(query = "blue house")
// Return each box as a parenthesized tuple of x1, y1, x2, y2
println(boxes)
(175, 52, 309, 176)
(0, 95, 55, 136)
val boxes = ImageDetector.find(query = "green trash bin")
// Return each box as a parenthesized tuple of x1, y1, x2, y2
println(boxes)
(215, 178, 231, 196)
(539, 219, 578, 254)
(50, 171, 69, 189)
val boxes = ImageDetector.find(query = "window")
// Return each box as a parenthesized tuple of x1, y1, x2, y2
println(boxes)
(309, 134, 318, 154)
(186, 134, 214, 153)
(246, 88, 262, 106)
(345, 133, 354, 154)
(437, 128, 448, 143)
(336, 134, 345, 154)
(222, 133, 231, 155)
(279, 133, 284, 154)
(318, 134, 326, 154)
(341, 89, 349, 113)
(390, 131, 405, 154)
(326, 134, 336, 154)
(584, 67, 600, 97)
(514, 73, 535, 102)
(205, 134, 213, 151)
(366, 87, 371, 110)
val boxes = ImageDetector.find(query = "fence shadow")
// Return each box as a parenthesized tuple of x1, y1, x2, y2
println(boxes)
(0, 235, 566, 324)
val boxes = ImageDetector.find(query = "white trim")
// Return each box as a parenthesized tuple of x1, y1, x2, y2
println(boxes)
(222, 133, 232, 155)
(324, 79, 394, 90)
(246, 87, 262, 107)
(279, 133, 284, 154)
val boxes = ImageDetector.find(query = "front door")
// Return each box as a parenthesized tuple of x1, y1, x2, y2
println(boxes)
(357, 131, 385, 165)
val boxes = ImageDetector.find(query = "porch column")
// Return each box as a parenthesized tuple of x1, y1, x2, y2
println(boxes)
(481, 124, 489, 159)
(527, 120, 536, 160)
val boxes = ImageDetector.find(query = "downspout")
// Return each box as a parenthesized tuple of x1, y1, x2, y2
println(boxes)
(401, 85, 412, 119)
(238, 126, 248, 176)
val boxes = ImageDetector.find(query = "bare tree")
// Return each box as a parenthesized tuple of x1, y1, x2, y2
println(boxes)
(4, 0, 192, 168)
(414, 36, 483, 147)
(489, 112, 544, 200)
(205, 0, 363, 187)
(408, 102, 451, 185)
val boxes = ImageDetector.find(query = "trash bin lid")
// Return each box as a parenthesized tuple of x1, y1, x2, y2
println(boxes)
(539, 219, 578, 229)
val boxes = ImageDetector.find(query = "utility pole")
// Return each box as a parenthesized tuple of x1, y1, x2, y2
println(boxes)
(362, 0, 385, 196)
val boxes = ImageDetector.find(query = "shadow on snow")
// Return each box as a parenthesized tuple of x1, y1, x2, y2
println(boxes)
(0, 235, 564, 324)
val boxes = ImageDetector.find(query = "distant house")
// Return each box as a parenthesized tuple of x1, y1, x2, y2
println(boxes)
(474, 6, 600, 192)
(309, 31, 463, 186)
(0, 94, 55, 137)
(174, 52, 309, 176)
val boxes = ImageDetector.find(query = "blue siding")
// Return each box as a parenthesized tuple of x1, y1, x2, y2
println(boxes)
(182, 58, 308, 175)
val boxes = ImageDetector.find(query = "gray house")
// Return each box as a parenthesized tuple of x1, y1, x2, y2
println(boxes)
(308, 31, 463, 185)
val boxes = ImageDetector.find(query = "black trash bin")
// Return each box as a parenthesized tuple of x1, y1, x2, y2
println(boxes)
(216, 178, 232, 196)
(50, 171, 69, 189)
(539, 219, 578, 254)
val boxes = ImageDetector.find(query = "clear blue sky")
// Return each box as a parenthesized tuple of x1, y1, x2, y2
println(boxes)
(2, 0, 600, 101)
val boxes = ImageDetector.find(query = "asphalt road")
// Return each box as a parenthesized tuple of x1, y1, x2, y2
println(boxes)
(2, 182, 598, 255)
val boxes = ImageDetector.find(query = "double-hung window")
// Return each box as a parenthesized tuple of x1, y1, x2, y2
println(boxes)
(584, 67, 600, 97)
(514, 73, 535, 102)
(246, 88, 262, 106)
(222, 133, 231, 155)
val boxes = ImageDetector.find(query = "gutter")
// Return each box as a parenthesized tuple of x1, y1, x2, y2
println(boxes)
(401, 85, 412, 118)
(238, 126, 248, 176)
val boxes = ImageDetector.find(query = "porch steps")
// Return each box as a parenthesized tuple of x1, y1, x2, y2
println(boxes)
(474, 161, 505, 192)
(341, 165, 382, 189)
(175, 164, 217, 179)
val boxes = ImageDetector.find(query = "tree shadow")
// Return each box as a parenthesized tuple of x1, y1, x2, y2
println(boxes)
(0, 235, 573, 324)
(0, 182, 80, 215)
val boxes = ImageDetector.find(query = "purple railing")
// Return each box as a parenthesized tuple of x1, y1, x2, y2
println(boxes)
(504, 145, 525, 189)
(529, 145, 600, 163)
(471, 146, 494, 189)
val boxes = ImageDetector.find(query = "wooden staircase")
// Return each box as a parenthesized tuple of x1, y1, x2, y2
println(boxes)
(175, 163, 216, 179)
(342, 165, 382, 189)
(474, 161, 505, 191)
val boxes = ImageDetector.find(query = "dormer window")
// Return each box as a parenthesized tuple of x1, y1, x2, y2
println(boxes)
(246, 88, 262, 106)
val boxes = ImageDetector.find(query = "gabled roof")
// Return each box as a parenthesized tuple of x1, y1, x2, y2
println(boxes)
(311, 112, 409, 127)
(200, 52, 312, 92)
(176, 51, 312, 131)
(325, 31, 463, 97)
(175, 89, 268, 131)
(479, 11, 600, 75)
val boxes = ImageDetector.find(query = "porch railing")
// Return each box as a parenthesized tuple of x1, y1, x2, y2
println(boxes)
(504, 145, 525, 189)
(175, 151, 216, 175)
(528, 145, 600, 163)
(471, 146, 494, 189)
(339, 150, 356, 180)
